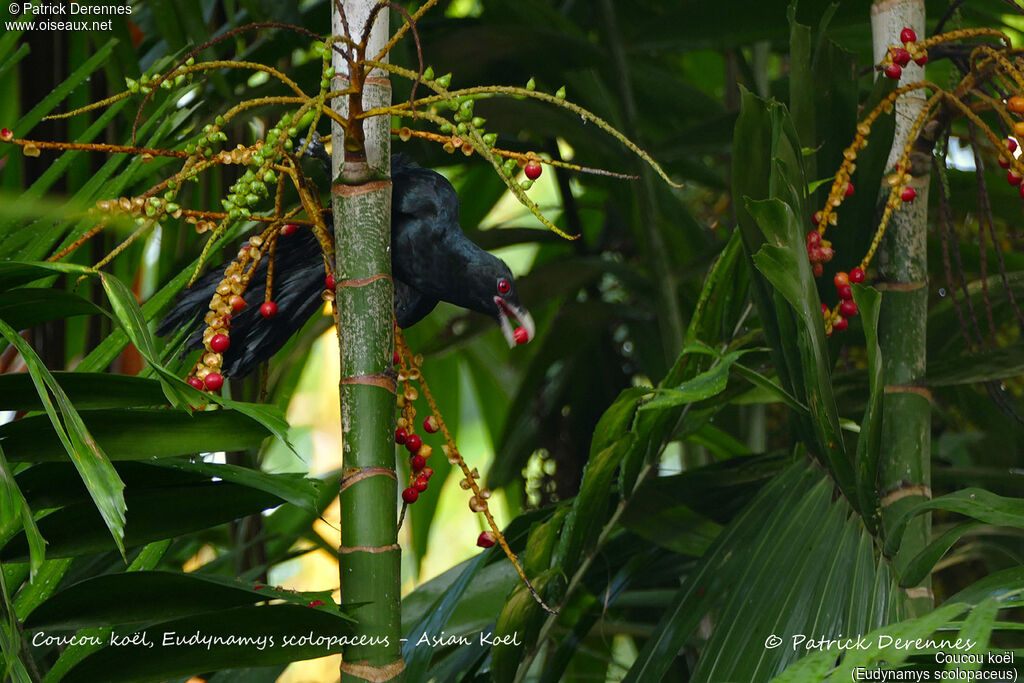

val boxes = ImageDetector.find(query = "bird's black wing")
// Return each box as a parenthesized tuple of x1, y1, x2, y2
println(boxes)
(157, 155, 532, 378)
(159, 228, 326, 378)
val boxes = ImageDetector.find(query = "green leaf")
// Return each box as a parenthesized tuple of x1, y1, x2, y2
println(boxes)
(852, 284, 884, 533)
(0, 408, 274, 463)
(0, 319, 126, 557)
(0, 373, 167, 411)
(898, 521, 983, 589)
(26, 571, 350, 631)
(624, 460, 824, 683)
(748, 198, 853, 500)
(2, 481, 285, 561)
(554, 434, 635, 572)
(0, 287, 103, 331)
(147, 460, 320, 514)
(402, 552, 490, 681)
(490, 570, 559, 683)
(885, 488, 1024, 558)
(945, 566, 1024, 606)
(828, 602, 969, 679)
(59, 604, 354, 683)
(0, 445, 44, 578)
(947, 597, 999, 672)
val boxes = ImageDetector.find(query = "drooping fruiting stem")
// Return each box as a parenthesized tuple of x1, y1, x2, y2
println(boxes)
(394, 333, 557, 614)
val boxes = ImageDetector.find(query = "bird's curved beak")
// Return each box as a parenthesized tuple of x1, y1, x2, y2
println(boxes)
(494, 296, 535, 347)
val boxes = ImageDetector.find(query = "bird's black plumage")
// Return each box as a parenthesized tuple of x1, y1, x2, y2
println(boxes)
(157, 156, 533, 377)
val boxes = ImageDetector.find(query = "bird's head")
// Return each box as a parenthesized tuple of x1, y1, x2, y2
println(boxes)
(459, 256, 534, 347)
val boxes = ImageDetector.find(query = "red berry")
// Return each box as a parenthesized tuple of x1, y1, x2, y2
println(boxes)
(405, 434, 422, 453)
(477, 531, 496, 548)
(821, 302, 830, 316)
(819, 246, 834, 263)
(834, 272, 850, 287)
(325, 274, 335, 290)
(524, 161, 542, 180)
(849, 267, 865, 283)
(890, 48, 911, 67)
(423, 416, 438, 433)
(901, 187, 917, 202)
(204, 372, 224, 391)
(833, 317, 849, 332)
(808, 246, 823, 264)
(422, 466, 434, 479)
(402, 487, 419, 504)
(1008, 138, 1019, 153)
(0, 128, 12, 142)
(1008, 171, 1023, 187)
(900, 28, 917, 43)
(844, 182, 855, 198)
(307, 599, 325, 607)
(884, 64, 902, 80)
(811, 211, 823, 226)
(839, 300, 859, 318)
(229, 295, 246, 312)
(260, 301, 278, 318)
(395, 428, 408, 445)
(410, 454, 426, 470)
(209, 333, 230, 353)
(812, 263, 824, 277)
(914, 54, 928, 67)
(393, 349, 400, 365)
(413, 477, 429, 493)
(999, 157, 1012, 170)
(806, 230, 822, 248)
(837, 284, 853, 301)
(513, 327, 530, 345)
(188, 377, 204, 389)
(281, 223, 298, 236)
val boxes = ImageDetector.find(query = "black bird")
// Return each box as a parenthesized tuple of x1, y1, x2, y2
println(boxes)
(157, 156, 534, 377)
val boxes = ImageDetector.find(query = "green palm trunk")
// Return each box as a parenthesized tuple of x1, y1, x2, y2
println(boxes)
(331, 1, 403, 679)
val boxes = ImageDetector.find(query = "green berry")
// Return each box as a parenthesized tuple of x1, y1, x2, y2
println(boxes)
(471, 117, 486, 128)
(422, 66, 434, 80)
(437, 73, 452, 88)
(526, 77, 535, 91)
(555, 86, 566, 99)
(483, 133, 497, 146)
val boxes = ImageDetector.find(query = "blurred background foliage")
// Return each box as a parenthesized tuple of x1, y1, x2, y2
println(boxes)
(2, 0, 1024, 680)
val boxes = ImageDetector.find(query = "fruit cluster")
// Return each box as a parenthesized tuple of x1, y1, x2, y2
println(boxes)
(185, 223, 315, 392)
(393, 346, 437, 506)
(807, 26, 939, 336)
(881, 28, 928, 81)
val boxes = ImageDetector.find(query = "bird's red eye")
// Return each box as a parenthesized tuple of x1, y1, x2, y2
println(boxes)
(497, 279, 511, 294)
